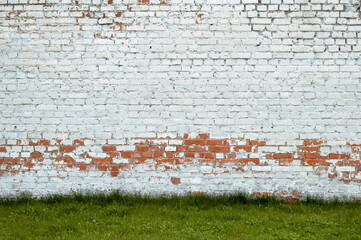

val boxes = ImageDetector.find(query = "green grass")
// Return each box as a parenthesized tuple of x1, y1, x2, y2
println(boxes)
(1, 192, 361, 240)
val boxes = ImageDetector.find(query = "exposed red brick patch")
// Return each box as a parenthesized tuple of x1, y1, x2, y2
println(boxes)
(272, 153, 293, 159)
(97, 165, 107, 171)
(108, 0, 112, 4)
(206, 139, 227, 145)
(93, 158, 112, 164)
(185, 139, 205, 145)
(171, 177, 180, 185)
(304, 139, 324, 146)
(108, 152, 120, 158)
(250, 140, 266, 146)
(60, 146, 76, 152)
(137, 145, 149, 151)
(0, 135, 360, 191)
(209, 146, 230, 153)
(30, 152, 42, 158)
(233, 146, 252, 152)
(103, 145, 116, 152)
(115, 12, 121, 17)
(138, 0, 149, 5)
(73, 139, 84, 145)
(198, 133, 209, 139)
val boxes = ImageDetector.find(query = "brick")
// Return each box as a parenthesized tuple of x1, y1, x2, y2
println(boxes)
(206, 140, 227, 146)
(59, 146, 76, 152)
(93, 158, 112, 164)
(185, 139, 206, 145)
(233, 146, 252, 152)
(137, 145, 149, 152)
(30, 152, 42, 158)
(102, 145, 116, 152)
(171, 177, 180, 185)
(272, 153, 293, 159)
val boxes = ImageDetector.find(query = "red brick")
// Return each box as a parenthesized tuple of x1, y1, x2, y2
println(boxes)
(185, 139, 205, 145)
(205, 153, 215, 159)
(120, 164, 131, 170)
(344, 160, 360, 166)
(233, 146, 252, 152)
(137, 145, 149, 151)
(328, 172, 337, 178)
(110, 171, 119, 177)
(142, 152, 153, 158)
(4, 158, 20, 164)
(198, 133, 209, 139)
(209, 146, 230, 153)
(171, 177, 181, 185)
(185, 152, 194, 158)
(272, 153, 293, 159)
(93, 158, 112, 164)
(199, 159, 216, 165)
(175, 158, 193, 164)
(226, 153, 236, 159)
(206, 140, 227, 145)
(137, 0, 149, 5)
(279, 159, 294, 165)
(177, 146, 187, 151)
(31, 152, 42, 158)
(154, 152, 163, 158)
(151, 146, 161, 151)
(304, 139, 324, 146)
(340, 154, 350, 159)
(39, 139, 50, 145)
(304, 153, 318, 159)
(250, 140, 266, 146)
(108, 151, 120, 158)
(329, 153, 339, 159)
(102, 145, 116, 152)
(121, 152, 131, 158)
(132, 152, 142, 158)
(156, 158, 174, 164)
(0, 147, 6, 152)
(219, 159, 236, 165)
(166, 152, 174, 158)
(73, 139, 84, 145)
(60, 145, 76, 152)
(97, 165, 107, 171)
(77, 165, 87, 171)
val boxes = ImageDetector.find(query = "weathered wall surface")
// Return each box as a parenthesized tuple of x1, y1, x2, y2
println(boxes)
(0, 0, 361, 198)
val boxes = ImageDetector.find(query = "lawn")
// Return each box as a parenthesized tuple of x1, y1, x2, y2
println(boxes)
(0, 193, 360, 240)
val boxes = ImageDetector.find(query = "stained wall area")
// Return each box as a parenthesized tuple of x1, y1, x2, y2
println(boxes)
(0, 0, 361, 198)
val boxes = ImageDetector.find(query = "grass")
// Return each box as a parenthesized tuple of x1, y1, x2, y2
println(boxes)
(0, 192, 361, 240)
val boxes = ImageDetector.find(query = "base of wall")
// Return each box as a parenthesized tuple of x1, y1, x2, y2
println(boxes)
(1, 133, 360, 199)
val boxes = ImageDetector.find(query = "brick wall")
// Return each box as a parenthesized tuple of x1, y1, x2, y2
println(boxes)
(1, 0, 361, 198)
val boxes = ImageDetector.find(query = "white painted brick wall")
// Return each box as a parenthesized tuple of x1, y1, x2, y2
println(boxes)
(0, 0, 361, 198)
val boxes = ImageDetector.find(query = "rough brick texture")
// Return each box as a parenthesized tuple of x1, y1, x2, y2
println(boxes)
(1, 0, 361, 198)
